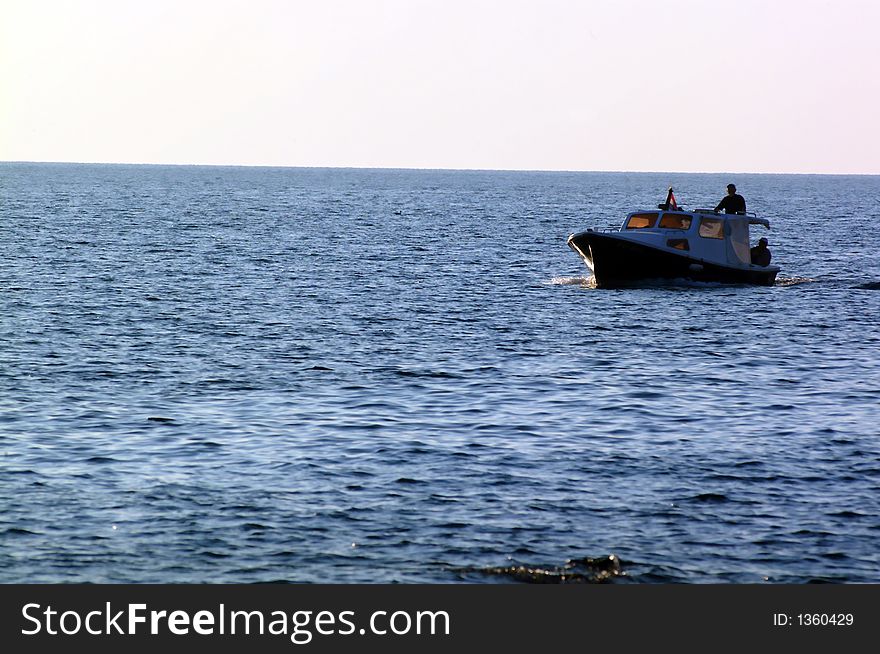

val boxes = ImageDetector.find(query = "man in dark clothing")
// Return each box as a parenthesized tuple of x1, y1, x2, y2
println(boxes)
(715, 183, 747, 214)
(750, 237, 772, 266)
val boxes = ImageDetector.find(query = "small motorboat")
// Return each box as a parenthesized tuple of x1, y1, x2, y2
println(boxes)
(566, 188, 779, 288)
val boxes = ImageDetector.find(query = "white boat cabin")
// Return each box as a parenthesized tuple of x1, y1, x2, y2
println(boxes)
(615, 209, 771, 269)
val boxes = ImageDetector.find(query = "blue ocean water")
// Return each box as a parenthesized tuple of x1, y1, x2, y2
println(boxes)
(1, 163, 879, 583)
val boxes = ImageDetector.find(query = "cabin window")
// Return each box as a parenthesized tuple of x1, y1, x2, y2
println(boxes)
(659, 213, 692, 230)
(625, 212, 658, 229)
(667, 238, 690, 251)
(698, 217, 724, 239)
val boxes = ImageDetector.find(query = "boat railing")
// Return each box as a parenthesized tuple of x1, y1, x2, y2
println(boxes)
(693, 209, 760, 218)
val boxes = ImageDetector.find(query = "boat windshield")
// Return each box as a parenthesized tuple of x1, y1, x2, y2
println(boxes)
(625, 212, 658, 229)
(698, 217, 724, 239)
(659, 213, 692, 230)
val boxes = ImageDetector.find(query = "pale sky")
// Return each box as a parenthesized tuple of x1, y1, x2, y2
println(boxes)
(1, 0, 878, 173)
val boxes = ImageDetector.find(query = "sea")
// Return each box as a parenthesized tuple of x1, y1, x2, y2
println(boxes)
(1, 163, 878, 583)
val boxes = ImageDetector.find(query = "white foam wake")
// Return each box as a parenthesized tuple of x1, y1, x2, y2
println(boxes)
(549, 275, 593, 286)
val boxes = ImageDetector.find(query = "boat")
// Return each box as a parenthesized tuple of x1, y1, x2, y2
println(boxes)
(566, 188, 780, 288)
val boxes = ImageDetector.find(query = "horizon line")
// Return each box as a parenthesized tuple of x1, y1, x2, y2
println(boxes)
(1, 159, 878, 177)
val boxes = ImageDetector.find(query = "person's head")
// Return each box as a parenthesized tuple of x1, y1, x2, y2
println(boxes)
(758, 237, 768, 248)
(727, 183, 736, 195)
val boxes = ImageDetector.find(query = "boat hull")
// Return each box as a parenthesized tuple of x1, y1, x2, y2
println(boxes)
(567, 231, 778, 288)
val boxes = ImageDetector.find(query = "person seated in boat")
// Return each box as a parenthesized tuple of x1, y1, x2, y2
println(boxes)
(750, 237, 772, 266)
(715, 184, 747, 214)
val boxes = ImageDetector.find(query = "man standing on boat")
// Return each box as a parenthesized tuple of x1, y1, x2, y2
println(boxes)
(715, 183, 746, 214)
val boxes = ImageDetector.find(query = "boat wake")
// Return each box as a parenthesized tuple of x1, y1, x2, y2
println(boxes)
(775, 276, 816, 287)
(552, 274, 817, 290)
(549, 275, 595, 287)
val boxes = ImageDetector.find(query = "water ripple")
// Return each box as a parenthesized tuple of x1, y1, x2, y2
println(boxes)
(2, 165, 879, 583)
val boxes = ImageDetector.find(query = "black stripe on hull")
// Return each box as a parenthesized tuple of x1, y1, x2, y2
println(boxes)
(568, 231, 778, 288)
